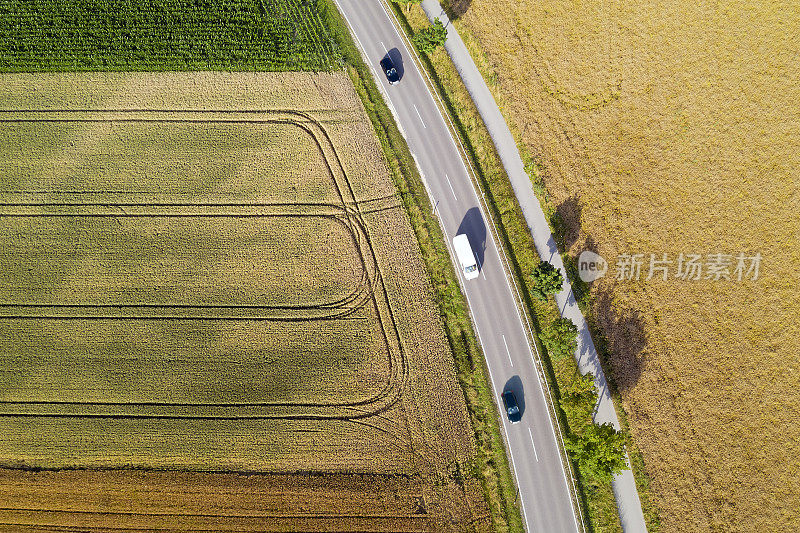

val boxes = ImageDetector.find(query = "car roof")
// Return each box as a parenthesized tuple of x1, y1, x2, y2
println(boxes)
(503, 391, 521, 421)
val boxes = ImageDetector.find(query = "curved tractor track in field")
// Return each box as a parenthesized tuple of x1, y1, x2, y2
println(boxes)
(0, 109, 410, 422)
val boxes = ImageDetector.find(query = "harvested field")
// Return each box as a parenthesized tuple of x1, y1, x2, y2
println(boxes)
(449, 1, 800, 531)
(0, 469, 436, 532)
(0, 72, 489, 531)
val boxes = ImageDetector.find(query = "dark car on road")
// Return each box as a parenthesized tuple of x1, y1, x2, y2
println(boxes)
(380, 55, 400, 85)
(502, 389, 521, 424)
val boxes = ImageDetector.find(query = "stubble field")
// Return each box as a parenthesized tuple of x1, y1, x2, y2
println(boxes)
(0, 72, 489, 531)
(448, 1, 800, 531)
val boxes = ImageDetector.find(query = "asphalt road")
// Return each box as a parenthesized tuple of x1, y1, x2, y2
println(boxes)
(333, 1, 581, 531)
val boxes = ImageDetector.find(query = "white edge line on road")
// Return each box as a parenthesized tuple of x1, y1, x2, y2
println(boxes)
(338, 8, 405, 138)
(528, 427, 540, 462)
(445, 173, 458, 201)
(413, 104, 427, 128)
(410, 152, 432, 200)
(461, 288, 533, 533)
(501, 334, 513, 367)
(441, 210, 534, 531)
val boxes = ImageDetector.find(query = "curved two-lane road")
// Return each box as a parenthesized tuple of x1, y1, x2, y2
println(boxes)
(333, 1, 581, 531)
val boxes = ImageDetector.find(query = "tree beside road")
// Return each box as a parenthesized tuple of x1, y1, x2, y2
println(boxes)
(412, 17, 447, 54)
(388, 0, 421, 12)
(531, 259, 564, 301)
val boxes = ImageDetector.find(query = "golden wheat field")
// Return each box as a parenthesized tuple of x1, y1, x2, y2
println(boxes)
(0, 72, 489, 531)
(448, 0, 800, 531)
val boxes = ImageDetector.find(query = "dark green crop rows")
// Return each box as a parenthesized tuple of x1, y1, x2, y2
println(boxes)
(0, 0, 341, 71)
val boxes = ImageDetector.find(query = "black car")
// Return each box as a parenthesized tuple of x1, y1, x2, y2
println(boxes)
(380, 55, 400, 85)
(502, 389, 521, 424)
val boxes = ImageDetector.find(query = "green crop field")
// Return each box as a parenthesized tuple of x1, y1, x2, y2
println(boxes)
(0, 0, 341, 71)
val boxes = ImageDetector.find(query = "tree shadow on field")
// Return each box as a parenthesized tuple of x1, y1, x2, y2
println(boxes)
(564, 234, 598, 308)
(593, 287, 647, 393)
(554, 195, 583, 252)
(442, 0, 472, 19)
(456, 207, 487, 270)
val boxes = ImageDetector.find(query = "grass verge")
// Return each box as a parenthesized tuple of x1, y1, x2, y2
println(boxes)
(320, 1, 524, 530)
(386, 3, 662, 531)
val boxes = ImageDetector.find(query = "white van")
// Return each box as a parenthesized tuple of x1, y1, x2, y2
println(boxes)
(453, 234, 479, 280)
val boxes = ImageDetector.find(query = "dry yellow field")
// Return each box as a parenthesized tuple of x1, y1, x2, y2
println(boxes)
(449, 1, 800, 531)
(0, 72, 490, 531)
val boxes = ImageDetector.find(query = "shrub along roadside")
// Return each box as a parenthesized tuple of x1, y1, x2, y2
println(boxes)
(539, 317, 579, 363)
(319, 2, 524, 531)
(388, 0, 422, 12)
(411, 17, 448, 54)
(518, 100, 663, 533)
(531, 260, 564, 302)
(567, 423, 629, 483)
(388, 3, 640, 531)
(538, 314, 630, 485)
